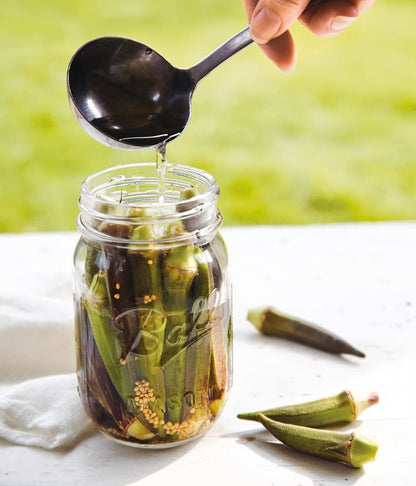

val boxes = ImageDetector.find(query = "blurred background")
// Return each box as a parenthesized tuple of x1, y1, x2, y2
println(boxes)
(1, 0, 415, 232)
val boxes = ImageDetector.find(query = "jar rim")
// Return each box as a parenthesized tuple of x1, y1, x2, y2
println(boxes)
(77, 162, 222, 247)
(80, 162, 219, 211)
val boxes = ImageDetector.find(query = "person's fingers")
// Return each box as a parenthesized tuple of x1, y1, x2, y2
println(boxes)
(243, 0, 310, 44)
(258, 30, 297, 71)
(300, 0, 376, 37)
(243, 0, 377, 40)
(242, 0, 377, 70)
(300, 0, 359, 37)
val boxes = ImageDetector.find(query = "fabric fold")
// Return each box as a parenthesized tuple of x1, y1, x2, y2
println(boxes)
(0, 232, 94, 449)
(0, 374, 93, 449)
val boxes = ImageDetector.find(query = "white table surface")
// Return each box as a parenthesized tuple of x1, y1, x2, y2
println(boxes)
(1, 223, 415, 486)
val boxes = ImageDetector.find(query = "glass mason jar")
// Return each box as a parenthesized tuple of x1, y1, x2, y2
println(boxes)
(73, 163, 232, 448)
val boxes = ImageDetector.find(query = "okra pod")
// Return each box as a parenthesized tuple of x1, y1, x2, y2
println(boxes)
(128, 225, 164, 311)
(82, 308, 137, 436)
(180, 188, 227, 424)
(161, 225, 199, 428)
(128, 224, 168, 436)
(183, 245, 213, 426)
(238, 390, 379, 426)
(257, 414, 378, 468)
(83, 242, 100, 288)
(84, 271, 133, 404)
(248, 307, 365, 357)
(205, 243, 228, 411)
(83, 268, 156, 440)
(100, 222, 139, 356)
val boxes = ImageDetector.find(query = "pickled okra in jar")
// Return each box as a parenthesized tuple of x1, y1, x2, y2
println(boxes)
(73, 163, 232, 447)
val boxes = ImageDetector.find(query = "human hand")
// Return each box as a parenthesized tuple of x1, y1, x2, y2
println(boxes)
(243, 0, 376, 71)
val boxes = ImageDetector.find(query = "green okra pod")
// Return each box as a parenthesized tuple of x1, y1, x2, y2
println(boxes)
(128, 225, 164, 311)
(183, 245, 213, 424)
(205, 242, 229, 411)
(178, 186, 210, 233)
(161, 223, 199, 427)
(128, 224, 168, 436)
(83, 242, 100, 288)
(84, 266, 156, 440)
(248, 306, 365, 357)
(84, 271, 133, 403)
(129, 308, 167, 437)
(180, 187, 222, 430)
(79, 302, 132, 432)
(257, 414, 378, 468)
(237, 390, 379, 426)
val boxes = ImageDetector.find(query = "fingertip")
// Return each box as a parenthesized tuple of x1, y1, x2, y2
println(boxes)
(250, 7, 282, 45)
(278, 46, 297, 72)
(279, 61, 296, 72)
(330, 15, 357, 33)
(258, 31, 297, 72)
(300, 0, 359, 37)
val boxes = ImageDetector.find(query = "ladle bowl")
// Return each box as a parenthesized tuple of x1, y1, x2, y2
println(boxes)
(67, 27, 253, 149)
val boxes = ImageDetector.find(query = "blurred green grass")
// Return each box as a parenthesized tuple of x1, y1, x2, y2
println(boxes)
(1, 0, 415, 231)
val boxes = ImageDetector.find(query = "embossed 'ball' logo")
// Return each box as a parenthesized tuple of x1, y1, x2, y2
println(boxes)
(115, 307, 166, 358)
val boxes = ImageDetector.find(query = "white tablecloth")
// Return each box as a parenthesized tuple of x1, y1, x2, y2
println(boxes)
(1, 224, 415, 485)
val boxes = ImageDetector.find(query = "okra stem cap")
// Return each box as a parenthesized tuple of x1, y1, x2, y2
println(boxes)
(349, 433, 379, 468)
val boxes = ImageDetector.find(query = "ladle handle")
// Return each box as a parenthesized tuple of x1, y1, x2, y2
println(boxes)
(187, 0, 327, 85)
(187, 27, 253, 85)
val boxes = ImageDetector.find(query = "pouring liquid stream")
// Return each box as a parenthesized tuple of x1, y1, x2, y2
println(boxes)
(156, 144, 167, 205)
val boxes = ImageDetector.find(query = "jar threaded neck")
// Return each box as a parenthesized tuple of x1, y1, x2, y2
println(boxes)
(78, 163, 222, 247)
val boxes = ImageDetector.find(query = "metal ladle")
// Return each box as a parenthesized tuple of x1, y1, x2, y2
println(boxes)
(67, 27, 253, 149)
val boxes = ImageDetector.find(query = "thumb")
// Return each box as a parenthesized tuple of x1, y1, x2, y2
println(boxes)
(249, 0, 310, 44)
